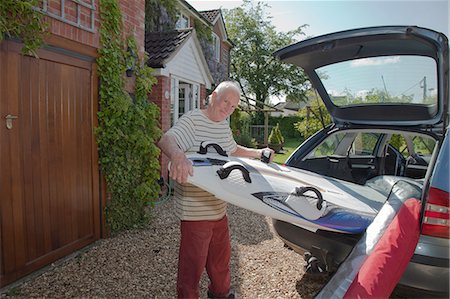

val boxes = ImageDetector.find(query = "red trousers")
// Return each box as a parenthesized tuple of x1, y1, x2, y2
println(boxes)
(177, 216, 231, 299)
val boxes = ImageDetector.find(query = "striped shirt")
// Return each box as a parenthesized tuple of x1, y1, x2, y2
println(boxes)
(166, 109, 237, 221)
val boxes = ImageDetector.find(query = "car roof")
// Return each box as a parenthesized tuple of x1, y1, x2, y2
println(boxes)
(274, 26, 449, 127)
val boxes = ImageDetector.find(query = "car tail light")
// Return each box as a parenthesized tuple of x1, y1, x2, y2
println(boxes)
(422, 186, 450, 238)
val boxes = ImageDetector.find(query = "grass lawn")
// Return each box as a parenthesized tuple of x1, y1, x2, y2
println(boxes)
(272, 137, 302, 165)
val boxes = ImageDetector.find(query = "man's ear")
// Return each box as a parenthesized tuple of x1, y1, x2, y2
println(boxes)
(210, 91, 218, 103)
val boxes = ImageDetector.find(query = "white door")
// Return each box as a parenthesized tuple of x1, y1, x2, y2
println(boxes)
(170, 77, 200, 125)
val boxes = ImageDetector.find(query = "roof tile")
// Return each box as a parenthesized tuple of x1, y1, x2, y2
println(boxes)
(145, 29, 192, 68)
(199, 10, 220, 24)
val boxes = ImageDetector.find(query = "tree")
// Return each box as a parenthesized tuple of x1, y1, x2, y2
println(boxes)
(223, 0, 310, 122)
(295, 90, 332, 139)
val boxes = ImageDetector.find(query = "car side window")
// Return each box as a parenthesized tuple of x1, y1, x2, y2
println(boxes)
(389, 134, 436, 158)
(389, 134, 409, 157)
(308, 132, 346, 158)
(412, 136, 436, 156)
(349, 133, 379, 156)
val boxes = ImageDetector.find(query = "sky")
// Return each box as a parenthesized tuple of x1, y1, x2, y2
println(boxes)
(189, 0, 449, 38)
(189, 0, 449, 103)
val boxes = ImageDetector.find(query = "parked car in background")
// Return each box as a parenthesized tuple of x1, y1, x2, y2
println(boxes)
(272, 26, 449, 297)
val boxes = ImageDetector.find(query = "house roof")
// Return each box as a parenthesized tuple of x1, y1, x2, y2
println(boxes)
(145, 29, 192, 68)
(199, 9, 233, 47)
(178, 0, 212, 27)
(199, 10, 220, 24)
(274, 101, 307, 111)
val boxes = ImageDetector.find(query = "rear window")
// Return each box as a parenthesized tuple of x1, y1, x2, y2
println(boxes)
(318, 55, 437, 107)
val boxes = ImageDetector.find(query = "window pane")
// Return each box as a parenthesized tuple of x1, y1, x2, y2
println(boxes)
(175, 13, 189, 29)
(308, 132, 346, 158)
(179, 88, 185, 118)
(389, 134, 409, 157)
(349, 133, 379, 156)
(212, 33, 220, 61)
(412, 136, 436, 156)
(318, 56, 437, 107)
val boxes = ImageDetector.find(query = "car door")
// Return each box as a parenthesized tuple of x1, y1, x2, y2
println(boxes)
(347, 132, 381, 184)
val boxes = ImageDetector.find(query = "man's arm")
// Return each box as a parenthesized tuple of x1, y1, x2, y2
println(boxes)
(231, 145, 275, 162)
(158, 134, 193, 184)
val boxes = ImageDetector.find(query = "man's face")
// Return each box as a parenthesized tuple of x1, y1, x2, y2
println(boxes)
(213, 88, 240, 121)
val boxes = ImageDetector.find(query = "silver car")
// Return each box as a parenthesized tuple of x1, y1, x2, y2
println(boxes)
(273, 26, 449, 297)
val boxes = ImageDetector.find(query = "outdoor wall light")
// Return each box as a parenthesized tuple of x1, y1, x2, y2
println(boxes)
(126, 46, 137, 77)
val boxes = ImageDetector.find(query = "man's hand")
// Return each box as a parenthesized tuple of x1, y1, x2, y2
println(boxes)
(169, 152, 193, 184)
(260, 148, 275, 163)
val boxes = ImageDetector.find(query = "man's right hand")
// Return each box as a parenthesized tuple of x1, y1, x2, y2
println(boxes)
(169, 152, 194, 184)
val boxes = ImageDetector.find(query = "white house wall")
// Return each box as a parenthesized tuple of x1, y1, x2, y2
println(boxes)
(166, 37, 208, 86)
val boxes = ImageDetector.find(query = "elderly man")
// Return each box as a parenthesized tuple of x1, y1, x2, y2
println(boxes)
(158, 81, 274, 299)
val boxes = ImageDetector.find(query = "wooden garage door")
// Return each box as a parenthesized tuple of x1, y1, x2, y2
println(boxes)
(0, 41, 100, 286)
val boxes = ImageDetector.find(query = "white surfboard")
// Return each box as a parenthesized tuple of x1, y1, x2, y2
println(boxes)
(177, 148, 388, 234)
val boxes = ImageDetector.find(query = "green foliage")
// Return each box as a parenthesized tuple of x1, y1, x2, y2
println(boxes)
(269, 115, 302, 139)
(276, 123, 284, 144)
(268, 123, 283, 145)
(145, 0, 178, 32)
(194, 19, 212, 42)
(235, 131, 257, 148)
(333, 88, 415, 106)
(97, 0, 161, 234)
(0, 0, 48, 56)
(389, 134, 436, 158)
(223, 0, 309, 122)
(231, 109, 257, 148)
(295, 93, 332, 140)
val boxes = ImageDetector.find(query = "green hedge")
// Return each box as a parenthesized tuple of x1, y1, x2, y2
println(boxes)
(269, 115, 303, 139)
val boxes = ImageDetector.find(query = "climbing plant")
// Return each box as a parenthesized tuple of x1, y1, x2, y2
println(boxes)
(194, 19, 212, 42)
(97, 0, 161, 233)
(144, 0, 178, 32)
(0, 0, 48, 56)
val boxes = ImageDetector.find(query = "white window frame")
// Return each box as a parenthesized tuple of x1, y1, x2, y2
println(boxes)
(212, 33, 220, 62)
(170, 77, 179, 126)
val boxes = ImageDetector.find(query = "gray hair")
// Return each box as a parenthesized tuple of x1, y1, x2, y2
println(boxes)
(204, 81, 241, 106)
(214, 81, 241, 98)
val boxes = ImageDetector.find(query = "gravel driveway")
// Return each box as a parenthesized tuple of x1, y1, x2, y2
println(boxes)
(1, 198, 329, 298)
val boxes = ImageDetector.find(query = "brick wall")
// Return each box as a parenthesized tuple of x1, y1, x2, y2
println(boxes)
(214, 22, 232, 80)
(148, 77, 209, 179)
(43, 0, 101, 49)
(148, 76, 171, 179)
(119, 0, 145, 58)
(200, 85, 207, 109)
(43, 0, 145, 57)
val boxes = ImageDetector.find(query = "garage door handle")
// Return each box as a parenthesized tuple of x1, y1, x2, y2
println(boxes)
(5, 114, 18, 130)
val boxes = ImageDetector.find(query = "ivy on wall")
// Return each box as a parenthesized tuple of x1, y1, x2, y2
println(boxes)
(97, 0, 161, 233)
(145, 0, 178, 32)
(0, 0, 48, 56)
(193, 19, 212, 42)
